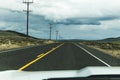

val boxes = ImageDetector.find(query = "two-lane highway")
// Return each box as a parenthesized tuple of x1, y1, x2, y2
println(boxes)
(0, 43, 61, 71)
(0, 43, 120, 71)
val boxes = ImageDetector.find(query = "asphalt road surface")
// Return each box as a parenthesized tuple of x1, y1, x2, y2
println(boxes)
(0, 43, 120, 71)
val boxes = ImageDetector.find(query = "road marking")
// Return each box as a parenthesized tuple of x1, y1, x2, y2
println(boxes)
(37, 53, 44, 57)
(18, 43, 64, 71)
(74, 43, 111, 67)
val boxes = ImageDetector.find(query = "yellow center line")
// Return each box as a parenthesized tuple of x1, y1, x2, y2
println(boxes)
(18, 43, 64, 71)
(37, 53, 44, 57)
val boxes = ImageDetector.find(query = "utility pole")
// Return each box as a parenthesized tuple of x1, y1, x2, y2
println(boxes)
(23, 0, 33, 37)
(49, 23, 52, 40)
(56, 30, 58, 40)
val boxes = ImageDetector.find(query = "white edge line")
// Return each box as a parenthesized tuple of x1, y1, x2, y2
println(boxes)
(74, 43, 111, 67)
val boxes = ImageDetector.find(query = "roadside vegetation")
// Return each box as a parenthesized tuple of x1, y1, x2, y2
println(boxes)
(0, 30, 54, 51)
(81, 41, 120, 58)
(0, 36, 42, 50)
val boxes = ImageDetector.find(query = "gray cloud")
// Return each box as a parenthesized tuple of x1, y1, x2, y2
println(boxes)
(52, 15, 119, 25)
(54, 18, 101, 25)
(0, 7, 119, 26)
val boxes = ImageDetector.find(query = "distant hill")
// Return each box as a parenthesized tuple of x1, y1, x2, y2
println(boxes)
(0, 30, 55, 44)
(0, 30, 45, 46)
(102, 37, 120, 42)
(0, 30, 41, 40)
(0, 30, 53, 50)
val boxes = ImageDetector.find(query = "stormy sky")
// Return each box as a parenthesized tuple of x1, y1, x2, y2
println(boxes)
(0, 0, 120, 40)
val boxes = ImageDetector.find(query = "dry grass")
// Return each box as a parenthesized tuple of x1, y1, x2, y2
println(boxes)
(0, 43, 41, 51)
(0, 40, 56, 51)
(0, 40, 42, 51)
(0, 31, 47, 51)
(88, 45, 120, 58)
(43, 40, 55, 44)
(0, 44, 21, 51)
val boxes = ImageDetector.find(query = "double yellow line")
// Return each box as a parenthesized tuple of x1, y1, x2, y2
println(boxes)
(18, 43, 64, 71)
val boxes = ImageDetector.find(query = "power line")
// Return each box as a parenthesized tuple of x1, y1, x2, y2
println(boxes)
(59, 35, 64, 40)
(23, 0, 33, 37)
(56, 30, 59, 40)
(49, 23, 52, 40)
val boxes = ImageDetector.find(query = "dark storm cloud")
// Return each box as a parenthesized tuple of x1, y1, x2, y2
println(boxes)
(53, 16, 119, 25)
(0, 8, 50, 27)
(0, 8, 119, 26)
(54, 18, 101, 25)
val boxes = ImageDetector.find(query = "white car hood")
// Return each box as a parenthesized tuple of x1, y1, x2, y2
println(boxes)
(0, 67, 120, 80)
